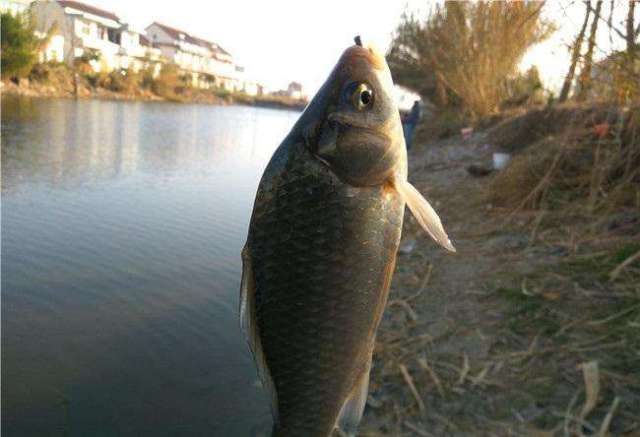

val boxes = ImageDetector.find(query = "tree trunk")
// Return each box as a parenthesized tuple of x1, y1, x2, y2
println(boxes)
(627, 0, 637, 55)
(577, 0, 603, 100)
(559, 1, 591, 102)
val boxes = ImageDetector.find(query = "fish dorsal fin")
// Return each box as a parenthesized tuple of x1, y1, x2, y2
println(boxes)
(239, 245, 279, 419)
(393, 177, 456, 252)
(335, 358, 372, 437)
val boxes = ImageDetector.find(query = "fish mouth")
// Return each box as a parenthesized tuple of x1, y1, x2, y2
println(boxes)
(326, 111, 370, 130)
(315, 112, 360, 157)
(314, 111, 373, 157)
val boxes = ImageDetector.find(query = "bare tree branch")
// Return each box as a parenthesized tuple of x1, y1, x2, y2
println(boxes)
(578, 0, 603, 100)
(560, 1, 591, 102)
(587, 2, 627, 39)
(608, 0, 615, 44)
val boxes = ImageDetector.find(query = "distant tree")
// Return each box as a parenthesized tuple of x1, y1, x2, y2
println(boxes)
(562, 1, 639, 102)
(625, 0, 639, 55)
(1, 12, 40, 79)
(559, 1, 592, 102)
(387, 1, 555, 119)
(386, 12, 455, 108)
(577, 0, 603, 100)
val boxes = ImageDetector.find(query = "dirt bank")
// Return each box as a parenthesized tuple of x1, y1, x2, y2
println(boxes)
(361, 123, 639, 435)
(1, 78, 307, 111)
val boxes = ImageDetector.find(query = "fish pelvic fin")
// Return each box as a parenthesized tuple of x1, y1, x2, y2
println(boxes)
(334, 357, 372, 437)
(393, 177, 456, 252)
(239, 245, 279, 420)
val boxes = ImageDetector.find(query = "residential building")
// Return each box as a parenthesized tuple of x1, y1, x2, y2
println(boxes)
(272, 82, 306, 100)
(36, 32, 66, 63)
(112, 23, 163, 74)
(145, 22, 249, 92)
(286, 82, 304, 99)
(30, 1, 160, 73)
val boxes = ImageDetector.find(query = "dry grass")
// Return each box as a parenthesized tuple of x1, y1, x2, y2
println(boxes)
(488, 102, 640, 436)
(360, 101, 640, 436)
(488, 102, 639, 214)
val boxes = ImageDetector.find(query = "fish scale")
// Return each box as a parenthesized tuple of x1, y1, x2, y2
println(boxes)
(248, 144, 403, 436)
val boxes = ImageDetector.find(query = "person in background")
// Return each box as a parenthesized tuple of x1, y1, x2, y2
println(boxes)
(402, 100, 422, 150)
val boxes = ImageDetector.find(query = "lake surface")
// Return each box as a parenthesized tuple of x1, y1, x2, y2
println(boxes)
(1, 96, 300, 436)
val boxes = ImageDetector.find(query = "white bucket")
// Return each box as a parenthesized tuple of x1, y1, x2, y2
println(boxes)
(493, 152, 511, 170)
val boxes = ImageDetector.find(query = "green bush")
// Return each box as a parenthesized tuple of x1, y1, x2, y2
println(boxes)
(1, 12, 40, 78)
(212, 86, 231, 99)
(28, 61, 68, 83)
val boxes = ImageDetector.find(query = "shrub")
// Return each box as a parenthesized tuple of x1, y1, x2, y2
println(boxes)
(100, 68, 139, 93)
(488, 103, 640, 214)
(501, 66, 546, 109)
(388, 2, 555, 119)
(1, 12, 40, 78)
(139, 65, 156, 90)
(74, 48, 100, 75)
(151, 64, 180, 98)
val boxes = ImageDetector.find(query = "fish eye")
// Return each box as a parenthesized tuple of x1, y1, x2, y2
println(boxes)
(350, 83, 374, 111)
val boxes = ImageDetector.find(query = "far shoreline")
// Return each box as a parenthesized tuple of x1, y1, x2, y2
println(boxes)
(1, 80, 308, 112)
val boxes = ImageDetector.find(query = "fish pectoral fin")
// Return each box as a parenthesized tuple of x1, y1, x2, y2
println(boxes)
(393, 177, 456, 252)
(239, 245, 279, 419)
(335, 358, 372, 437)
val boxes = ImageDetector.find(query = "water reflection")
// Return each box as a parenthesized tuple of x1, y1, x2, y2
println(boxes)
(1, 96, 299, 436)
(2, 98, 291, 193)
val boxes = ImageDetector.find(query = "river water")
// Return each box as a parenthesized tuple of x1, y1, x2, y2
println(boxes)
(1, 96, 300, 436)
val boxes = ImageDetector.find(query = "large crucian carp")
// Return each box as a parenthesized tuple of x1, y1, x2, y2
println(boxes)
(240, 37, 455, 437)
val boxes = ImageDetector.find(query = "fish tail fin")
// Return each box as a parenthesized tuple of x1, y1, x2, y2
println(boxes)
(393, 177, 456, 252)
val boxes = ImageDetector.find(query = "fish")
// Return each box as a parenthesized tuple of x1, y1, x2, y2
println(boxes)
(240, 38, 455, 437)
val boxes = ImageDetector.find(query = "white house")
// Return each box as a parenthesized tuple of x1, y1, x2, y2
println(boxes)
(112, 23, 163, 74)
(145, 22, 252, 92)
(30, 1, 159, 73)
(36, 32, 65, 63)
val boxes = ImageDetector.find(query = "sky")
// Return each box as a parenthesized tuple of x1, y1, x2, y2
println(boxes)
(87, 0, 638, 96)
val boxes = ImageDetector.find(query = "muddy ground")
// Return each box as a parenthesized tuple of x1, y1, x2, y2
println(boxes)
(360, 131, 640, 436)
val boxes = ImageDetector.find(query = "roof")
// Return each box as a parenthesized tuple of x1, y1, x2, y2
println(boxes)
(139, 34, 151, 47)
(57, 0, 120, 22)
(149, 22, 230, 56)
